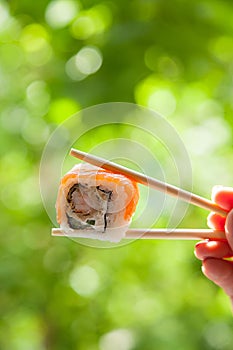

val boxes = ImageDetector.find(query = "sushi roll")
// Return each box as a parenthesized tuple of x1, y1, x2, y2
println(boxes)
(56, 163, 139, 242)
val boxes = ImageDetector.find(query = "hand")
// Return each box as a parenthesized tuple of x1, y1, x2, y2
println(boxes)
(195, 186, 233, 308)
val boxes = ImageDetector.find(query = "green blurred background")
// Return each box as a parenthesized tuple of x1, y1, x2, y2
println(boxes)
(1, 0, 233, 349)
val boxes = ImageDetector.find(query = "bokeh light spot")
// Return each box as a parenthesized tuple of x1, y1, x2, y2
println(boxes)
(75, 46, 102, 75)
(0, 2, 9, 26)
(45, 0, 79, 29)
(134, 75, 175, 109)
(26, 80, 50, 115)
(99, 329, 135, 350)
(71, 16, 95, 40)
(183, 117, 231, 156)
(20, 24, 52, 66)
(21, 118, 49, 145)
(66, 46, 102, 80)
(157, 56, 180, 79)
(197, 99, 223, 119)
(144, 45, 162, 71)
(18, 175, 41, 207)
(71, 4, 112, 40)
(20, 24, 50, 52)
(48, 98, 80, 123)
(148, 89, 176, 116)
(0, 15, 21, 42)
(88, 4, 112, 33)
(65, 55, 87, 81)
(69, 265, 99, 297)
(1, 106, 29, 134)
(209, 36, 233, 63)
(5, 311, 44, 350)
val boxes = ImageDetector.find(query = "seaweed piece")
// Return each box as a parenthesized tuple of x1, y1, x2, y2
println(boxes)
(86, 219, 95, 225)
(67, 184, 79, 203)
(67, 215, 93, 230)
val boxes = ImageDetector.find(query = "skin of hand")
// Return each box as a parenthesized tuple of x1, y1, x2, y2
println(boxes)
(195, 186, 233, 308)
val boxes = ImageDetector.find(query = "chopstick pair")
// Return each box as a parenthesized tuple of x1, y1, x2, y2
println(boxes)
(52, 148, 228, 241)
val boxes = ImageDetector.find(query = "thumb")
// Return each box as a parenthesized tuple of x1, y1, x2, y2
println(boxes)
(225, 209, 233, 251)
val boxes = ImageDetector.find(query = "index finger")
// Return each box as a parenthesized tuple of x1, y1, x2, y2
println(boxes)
(211, 186, 233, 211)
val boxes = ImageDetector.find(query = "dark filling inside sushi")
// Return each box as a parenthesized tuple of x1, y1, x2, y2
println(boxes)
(66, 183, 112, 232)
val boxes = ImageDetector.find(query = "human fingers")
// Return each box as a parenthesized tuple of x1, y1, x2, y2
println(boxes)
(207, 212, 226, 230)
(211, 186, 233, 211)
(225, 209, 233, 251)
(202, 258, 233, 299)
(195, 240, 233, 260)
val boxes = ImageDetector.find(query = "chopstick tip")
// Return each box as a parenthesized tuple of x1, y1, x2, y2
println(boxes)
(70, 148, 86, 160)
(70, 147, 78, 155)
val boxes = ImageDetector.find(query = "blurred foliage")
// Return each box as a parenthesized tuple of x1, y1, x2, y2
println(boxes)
(1, 0, 233, 349)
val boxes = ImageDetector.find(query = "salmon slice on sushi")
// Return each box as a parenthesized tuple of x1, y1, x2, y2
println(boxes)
(56, 163, 139, 242)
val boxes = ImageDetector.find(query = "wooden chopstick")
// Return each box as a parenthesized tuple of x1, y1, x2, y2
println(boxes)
(70, 148, 228, 217)
(52, 228, 226, 240)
